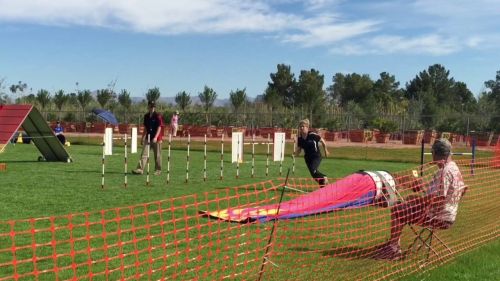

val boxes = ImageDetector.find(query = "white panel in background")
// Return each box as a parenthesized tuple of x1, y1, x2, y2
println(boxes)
(273, 132, 286, 161)
(131, 127, 138, 154)
(231, 132, 244, 163)
(104, 127, 113, 155)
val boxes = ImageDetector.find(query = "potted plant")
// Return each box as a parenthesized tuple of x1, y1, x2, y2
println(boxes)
(324, 119, 341, 141)
(372, 118, 398, 143)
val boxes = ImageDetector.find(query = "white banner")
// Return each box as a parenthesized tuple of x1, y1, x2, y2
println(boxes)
(231, 132, 244, 163)
(131, 127, 138, 154)
(104, 127, 113, 155)
(273, 132, 285, 161)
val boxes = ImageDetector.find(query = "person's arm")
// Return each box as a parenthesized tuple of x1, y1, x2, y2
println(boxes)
(153, 114, 164, 142)
(320, 138, 329, 157)
(141, 116, 147, 145)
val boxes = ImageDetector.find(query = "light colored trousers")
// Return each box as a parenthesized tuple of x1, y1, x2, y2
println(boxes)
(137, 140, 162, 171)
(171, 124, 178, 136)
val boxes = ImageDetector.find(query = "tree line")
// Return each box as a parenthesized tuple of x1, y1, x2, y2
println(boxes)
(1, 64, 499, 133)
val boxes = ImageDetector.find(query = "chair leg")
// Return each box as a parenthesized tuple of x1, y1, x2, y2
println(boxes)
(430, 232, 453, 255)
(406, 226, 442, 263)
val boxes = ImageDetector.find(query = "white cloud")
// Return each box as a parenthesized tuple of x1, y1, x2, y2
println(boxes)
(330, 34, 461, 56)
(0, 0, 498, 56)
(282, 19, 379, 47)
(0, 0, 378, 46)
(304, 0, 344, 11)
(0, 0, 345, 35)
(372, 34, 459, 55)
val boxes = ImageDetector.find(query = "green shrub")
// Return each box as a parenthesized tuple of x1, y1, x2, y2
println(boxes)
(372, 118, 398, 133)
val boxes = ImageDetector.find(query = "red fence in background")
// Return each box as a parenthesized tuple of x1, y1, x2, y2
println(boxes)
(43, 121, 500, 147)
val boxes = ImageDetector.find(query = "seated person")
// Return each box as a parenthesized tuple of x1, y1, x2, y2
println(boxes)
(54, 121, 66, 144)
(375, 138, 466, 260)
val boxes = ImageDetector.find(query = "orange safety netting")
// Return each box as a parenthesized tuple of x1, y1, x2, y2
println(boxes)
(1, 157, 499, 281)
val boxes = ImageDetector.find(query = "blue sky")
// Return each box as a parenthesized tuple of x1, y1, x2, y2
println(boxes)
(0, 0, 499, 99)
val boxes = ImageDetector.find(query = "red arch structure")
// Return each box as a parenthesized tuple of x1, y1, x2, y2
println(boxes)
(0, 104, 71, 162)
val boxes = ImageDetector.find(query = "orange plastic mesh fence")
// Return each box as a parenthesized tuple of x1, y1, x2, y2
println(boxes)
(1, 158, 499, 281)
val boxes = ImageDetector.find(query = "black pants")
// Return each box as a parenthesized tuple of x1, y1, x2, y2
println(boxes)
(304, 155, 326, 185)
(56, 134, 66, 144)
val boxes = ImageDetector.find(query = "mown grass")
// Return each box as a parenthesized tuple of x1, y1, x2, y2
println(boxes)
(0, 139, 497, 280)
(0, 141, 425, 220)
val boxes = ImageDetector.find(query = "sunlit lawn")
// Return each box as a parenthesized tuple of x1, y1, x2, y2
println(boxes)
(0, 139, 497, 280)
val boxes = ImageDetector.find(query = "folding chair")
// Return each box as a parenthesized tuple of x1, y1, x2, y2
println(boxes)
(405, 186, 468, 265)
(406, 217, 453, 265)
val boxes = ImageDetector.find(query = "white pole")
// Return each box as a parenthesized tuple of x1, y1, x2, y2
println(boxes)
(220, 134, 224, 180)
(204, 134, 207, 181)
(292, 137, 296, 175)
(279, 136, 284, 176)
(186, 134, 190, 183)
(266, 134, 270, 176)
(101, 141, 105, 189)
(146, 134, 150, 186)
(124, 134, 128, 188)
(251, 134, 255, 178)
(167, 134, 171, 184)
(236, 134, 240, 179)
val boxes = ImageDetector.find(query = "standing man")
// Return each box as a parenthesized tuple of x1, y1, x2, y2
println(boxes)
(133, 101, 164, 176)
(170, 110, 179, 137)
(293, 119, 330, 187)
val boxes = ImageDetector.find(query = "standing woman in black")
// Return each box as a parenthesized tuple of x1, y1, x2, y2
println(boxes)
(293, 119, 330, 187)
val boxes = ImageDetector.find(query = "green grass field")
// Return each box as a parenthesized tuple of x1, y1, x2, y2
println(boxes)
(0, 140, 498, 280)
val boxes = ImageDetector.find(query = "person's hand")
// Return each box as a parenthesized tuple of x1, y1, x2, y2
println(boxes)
(152, 137, 157, 143)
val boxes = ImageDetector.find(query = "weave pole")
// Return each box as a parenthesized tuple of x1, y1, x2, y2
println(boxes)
(101, 141, 105, 189)
(279, 136, 284, 176)
(257, 168, 290, 281)
(236, 134, 240, 179)
(186, 134, 190, 183)
(203, 134, 207, 182)
(266, 134, 270, 177)
(251, 134, 255, 178)
(220, 134, 224, 180)
(292, 137, 296, 175)
(167, 134, 171, 184)
(471, 136, 476, 175)
(420, 138, 425, 176)
(124, 134, 128, 188)
(146, 134, 150, 186)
